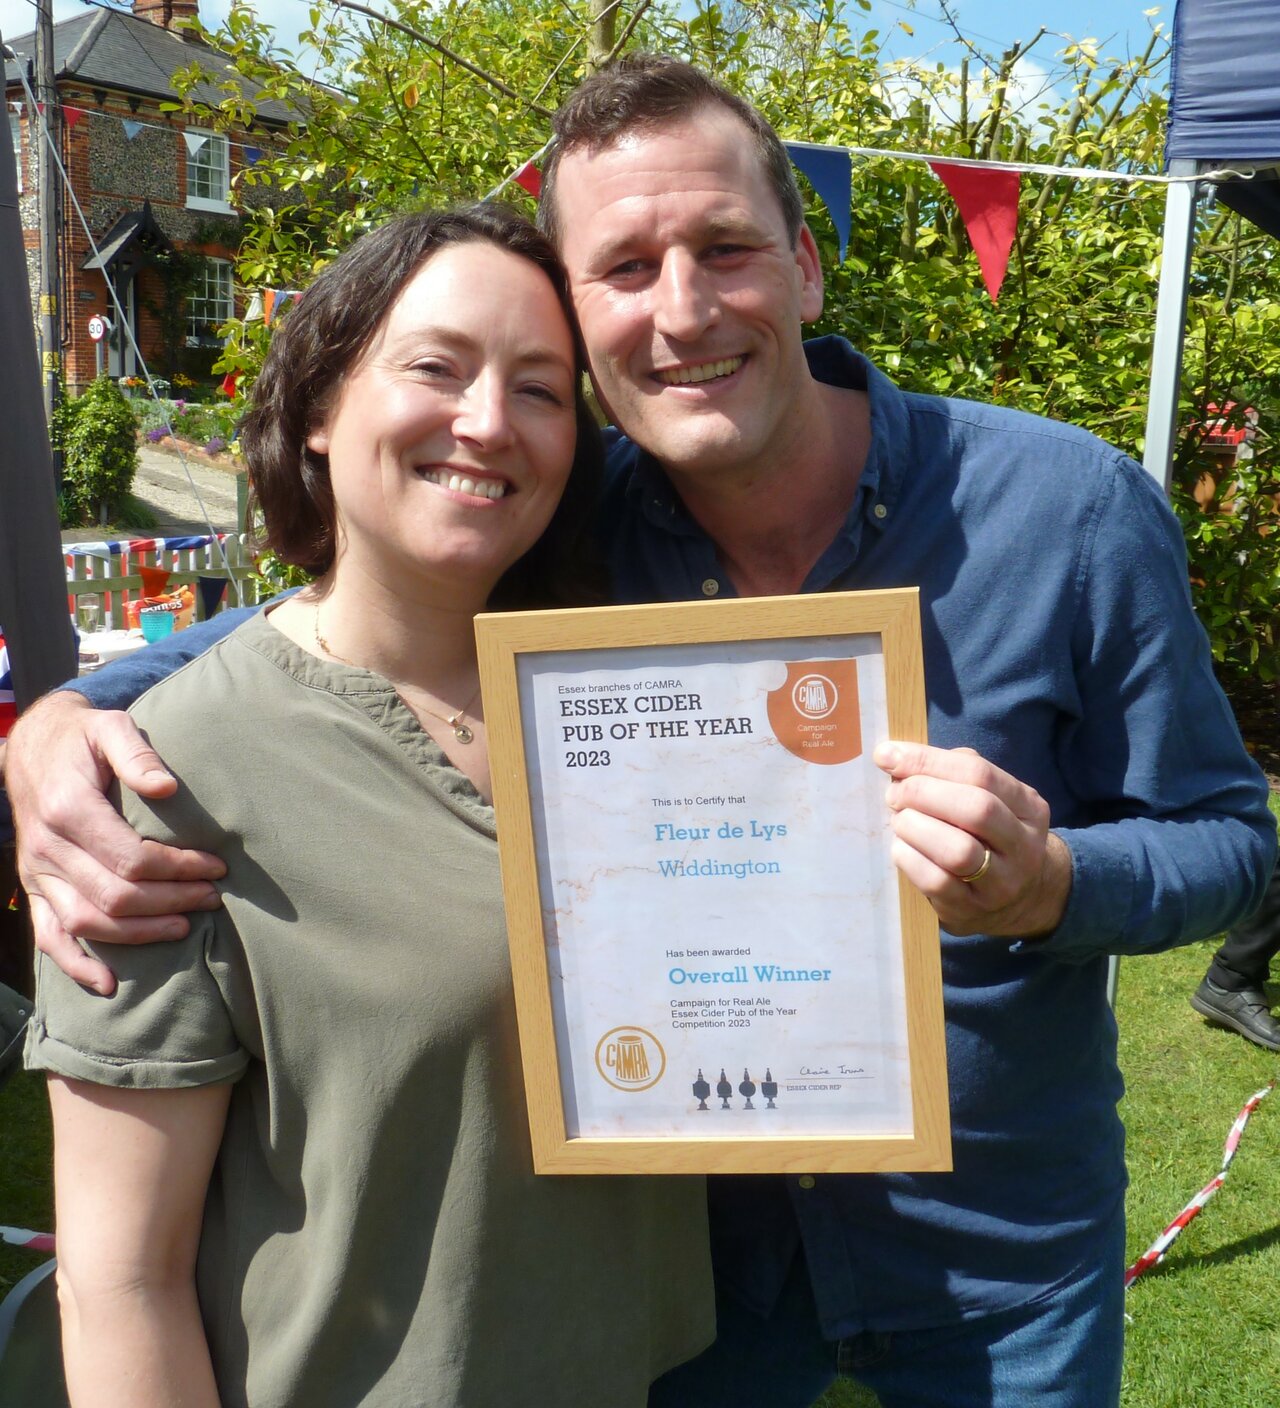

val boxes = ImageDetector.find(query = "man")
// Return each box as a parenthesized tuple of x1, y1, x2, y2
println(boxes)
(1191, 867, 1280, 1051)
(9, 56, 1275, 1408)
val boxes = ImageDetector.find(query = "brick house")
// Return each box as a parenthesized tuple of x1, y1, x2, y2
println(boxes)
(4, 0, 292, 394)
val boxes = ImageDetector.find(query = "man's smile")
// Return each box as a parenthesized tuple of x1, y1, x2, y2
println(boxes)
(653, 356, 745, 387)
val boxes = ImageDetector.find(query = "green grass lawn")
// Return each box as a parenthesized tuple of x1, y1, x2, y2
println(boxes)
(5, 940, 1278, 1402)
(0, 1066, 54, 1295)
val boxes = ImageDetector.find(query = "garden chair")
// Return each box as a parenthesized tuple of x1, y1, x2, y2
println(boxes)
(0, 1258, 68, 1408)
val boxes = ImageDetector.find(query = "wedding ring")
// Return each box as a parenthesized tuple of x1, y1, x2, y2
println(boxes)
(957, 847, 992, 884)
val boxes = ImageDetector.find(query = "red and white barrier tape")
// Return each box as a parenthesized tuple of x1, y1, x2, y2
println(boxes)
(1125, 1079, 1275, 1289)
(1, 1224, 55, 1255)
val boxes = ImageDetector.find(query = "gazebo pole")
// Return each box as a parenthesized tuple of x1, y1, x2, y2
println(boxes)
(1108, 158, 1202, 1009)
(1140, 160, 1202, 492)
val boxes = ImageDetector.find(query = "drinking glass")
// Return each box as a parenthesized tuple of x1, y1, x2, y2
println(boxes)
(77, 593, 102, 635)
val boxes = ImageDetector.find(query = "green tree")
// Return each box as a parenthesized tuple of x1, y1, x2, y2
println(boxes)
(169, 0, 1278, 696)
(55, 376, 141, 527)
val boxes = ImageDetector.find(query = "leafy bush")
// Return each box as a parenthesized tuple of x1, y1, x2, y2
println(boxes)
(55, 376, 140, 526)
(1173, 449, 1280, 693)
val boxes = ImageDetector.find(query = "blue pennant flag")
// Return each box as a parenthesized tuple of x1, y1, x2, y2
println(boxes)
(243, 146, 262, 165)
(122, 119, 144, 140)
(197, 576, 229, 619)
(783, 142, 852, 261)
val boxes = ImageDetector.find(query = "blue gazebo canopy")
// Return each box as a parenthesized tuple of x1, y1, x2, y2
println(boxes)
(1167, 0, 1280, 235)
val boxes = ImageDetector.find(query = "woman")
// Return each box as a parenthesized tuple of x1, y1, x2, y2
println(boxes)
(27, 205, 713, 1407)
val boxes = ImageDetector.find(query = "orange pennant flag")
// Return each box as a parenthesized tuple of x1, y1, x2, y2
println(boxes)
(928, 162, 1020, 302)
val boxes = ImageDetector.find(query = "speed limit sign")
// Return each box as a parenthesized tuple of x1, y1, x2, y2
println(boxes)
(87, 314, 107, 342)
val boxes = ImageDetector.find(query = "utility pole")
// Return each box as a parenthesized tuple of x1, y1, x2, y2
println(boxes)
(34, 0, 61, 436)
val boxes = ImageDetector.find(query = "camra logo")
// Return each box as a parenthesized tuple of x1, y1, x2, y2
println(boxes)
(766, 659, 862, 766)
(595, 1027, 666, 1092)
(792, 673, 838, 719)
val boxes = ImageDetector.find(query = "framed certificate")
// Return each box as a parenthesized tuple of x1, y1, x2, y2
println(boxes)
(476, 589, 950, 1175)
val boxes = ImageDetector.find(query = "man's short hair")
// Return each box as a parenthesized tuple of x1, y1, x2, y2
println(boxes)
(538, 54, 805, 249)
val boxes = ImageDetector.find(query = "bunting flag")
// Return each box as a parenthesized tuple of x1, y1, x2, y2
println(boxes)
(63, 106, 85, 130)
(138, 565, 172, 599)
(262, 289, 302, 326)
(512, 160, 542, 198)
(122, 119, 144, 141)
(183, 130, 211, 157)
(197, 576, 229, 619)
(784, 142, 852, 261)
(220, 370, 240, 398)
(243, 146, 262, 165)
(928, 161, 1021, 303)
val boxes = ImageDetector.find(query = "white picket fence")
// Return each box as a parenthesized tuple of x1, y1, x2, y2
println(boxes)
(63, 535, 278, 630)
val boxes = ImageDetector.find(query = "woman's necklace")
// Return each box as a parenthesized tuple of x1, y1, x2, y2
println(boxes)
(314, 604, 482, 745)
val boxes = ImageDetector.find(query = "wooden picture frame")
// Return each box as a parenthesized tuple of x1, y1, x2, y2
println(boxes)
(476, 588, 950, 1175)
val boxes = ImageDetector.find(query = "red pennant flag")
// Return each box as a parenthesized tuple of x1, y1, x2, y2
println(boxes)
(928, 162, 1020, 303)
(139, 565, 171, 599)
(220, 370, 240, 398)
(512, 160, 541, 199)
(63, 106, 85, 129)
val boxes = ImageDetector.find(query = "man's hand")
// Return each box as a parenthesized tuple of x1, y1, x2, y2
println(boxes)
(874, 742, 1072, 938)
(7, 692, 226, 995)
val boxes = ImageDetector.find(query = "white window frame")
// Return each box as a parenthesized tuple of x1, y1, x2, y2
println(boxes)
(185, 128, 232, 213)
(9, 111, 22, 194)
(186, 257, 234, 347)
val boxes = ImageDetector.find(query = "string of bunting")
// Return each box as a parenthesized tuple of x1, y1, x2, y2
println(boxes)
(1123, 1079, 1275, 1290)
(7, 98, 266, 163)
(494, 137, 1263, 305)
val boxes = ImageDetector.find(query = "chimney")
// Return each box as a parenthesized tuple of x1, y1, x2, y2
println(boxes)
(131, 0, 200, 33)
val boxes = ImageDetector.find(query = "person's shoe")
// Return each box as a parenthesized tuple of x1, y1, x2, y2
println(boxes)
(1190, 978, 1280, 1052)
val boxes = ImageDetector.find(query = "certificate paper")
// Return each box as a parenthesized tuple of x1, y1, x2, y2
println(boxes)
(478, 592, 950, 1174)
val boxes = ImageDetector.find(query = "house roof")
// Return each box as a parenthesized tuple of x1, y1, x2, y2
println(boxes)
(3, 7, 296, 126)
(82, 200, 173, 271)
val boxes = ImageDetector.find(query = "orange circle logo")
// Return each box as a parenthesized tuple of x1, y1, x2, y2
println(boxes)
(594, 1027, 666, 1092)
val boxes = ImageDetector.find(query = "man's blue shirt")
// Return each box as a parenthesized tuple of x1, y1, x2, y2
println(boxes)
(72, 337, 1276, 1333)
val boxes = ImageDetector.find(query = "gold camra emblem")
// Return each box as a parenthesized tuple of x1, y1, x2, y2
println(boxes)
(595, 1027, 666, 1092)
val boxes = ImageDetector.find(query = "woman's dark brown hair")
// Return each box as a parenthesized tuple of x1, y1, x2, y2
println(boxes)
(242, 202, 604, 608)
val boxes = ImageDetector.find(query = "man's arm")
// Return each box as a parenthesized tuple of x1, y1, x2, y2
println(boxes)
(875, 458, 1276, 955)
(50, 1077, 230, 1408)
(7, 606, 255, 993)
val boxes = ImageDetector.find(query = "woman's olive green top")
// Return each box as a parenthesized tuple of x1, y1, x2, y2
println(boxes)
(28, 610, 714, 1408)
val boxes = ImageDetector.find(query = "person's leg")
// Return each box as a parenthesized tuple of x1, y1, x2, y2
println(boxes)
(1205, 865, 1280, 990)
(1192, 866, 1280, 1049)
(648, 1250, 836, 1408)
(846, 1203, 1126, 1408)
